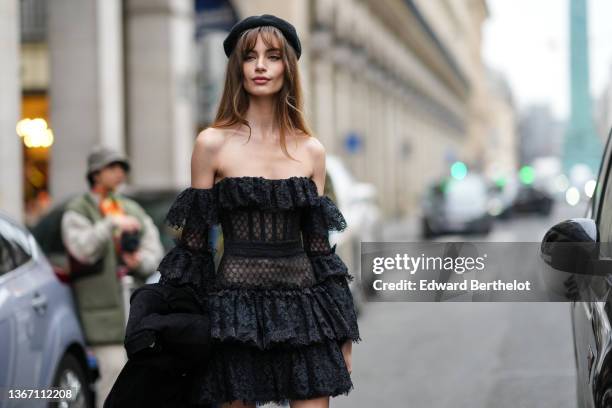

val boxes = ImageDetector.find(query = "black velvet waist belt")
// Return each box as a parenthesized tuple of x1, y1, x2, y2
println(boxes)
(223, 239, 305, 258)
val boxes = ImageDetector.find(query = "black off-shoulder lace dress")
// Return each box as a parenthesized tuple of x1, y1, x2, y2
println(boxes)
(157, 176, 361, 406)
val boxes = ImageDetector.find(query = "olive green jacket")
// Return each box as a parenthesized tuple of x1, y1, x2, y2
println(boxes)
(61, 192, 163, 344)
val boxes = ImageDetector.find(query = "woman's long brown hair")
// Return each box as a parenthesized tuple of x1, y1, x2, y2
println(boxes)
(212, 25, 312, 160)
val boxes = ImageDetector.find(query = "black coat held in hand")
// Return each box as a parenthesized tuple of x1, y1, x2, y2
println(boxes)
(103, 283, 213, 408)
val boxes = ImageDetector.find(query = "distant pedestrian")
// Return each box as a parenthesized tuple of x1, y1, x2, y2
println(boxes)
(61, 145, 164, 407)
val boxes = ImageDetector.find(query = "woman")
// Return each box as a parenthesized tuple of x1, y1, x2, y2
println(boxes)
(159, 14, 361, 407)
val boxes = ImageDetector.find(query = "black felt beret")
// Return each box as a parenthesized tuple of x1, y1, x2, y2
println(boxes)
(223, 14, 302, 60)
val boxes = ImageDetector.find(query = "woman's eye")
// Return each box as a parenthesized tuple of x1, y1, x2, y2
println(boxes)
(269, 55, 281, 61)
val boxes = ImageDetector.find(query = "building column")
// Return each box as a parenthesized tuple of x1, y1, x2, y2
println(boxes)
(311, 24, 335, 149)
(371, 84, 386, 215)
(334, 58, 352, 157)
(384, 80, 398, 217)
(0, 0, 22, 220)
(311, 58, 335, 148)
(398, 97, 410, 215)
(125, 0, 195, 188)
(48, 0, 124, 200)
(389, 88, 400, 217)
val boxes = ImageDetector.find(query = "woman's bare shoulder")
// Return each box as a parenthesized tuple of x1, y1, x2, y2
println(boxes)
(192, 129, 230, 181)
(301, 134, 326, 160)
(194, 127, 228, 152)
(193, 127, 234, 158)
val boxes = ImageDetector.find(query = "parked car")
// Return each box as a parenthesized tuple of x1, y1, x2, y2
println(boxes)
(325, 155, 383, 303)
(487, 175, 520, 220)
(421, 174, 493, 239)
(512, 184, 554, 216)
(539, 129, 612, 408)
(0, 212, 98, 408)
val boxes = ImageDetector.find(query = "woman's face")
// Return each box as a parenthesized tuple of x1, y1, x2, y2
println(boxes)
(242, 34, 285, 97)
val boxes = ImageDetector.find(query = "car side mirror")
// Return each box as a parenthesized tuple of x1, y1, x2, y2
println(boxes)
(540, 218, 604, 275)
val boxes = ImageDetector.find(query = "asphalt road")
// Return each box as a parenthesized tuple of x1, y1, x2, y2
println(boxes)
(331, 199, 587, 408)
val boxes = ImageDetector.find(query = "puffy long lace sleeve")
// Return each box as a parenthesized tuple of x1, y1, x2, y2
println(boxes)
(300, 194, 361, 343)
(301, 195, 352, 280)
(157, 187, 218, 290)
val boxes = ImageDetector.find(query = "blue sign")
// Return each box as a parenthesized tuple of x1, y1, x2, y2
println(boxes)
(344, 132, 363, 154)
(444, 148, 456, 164)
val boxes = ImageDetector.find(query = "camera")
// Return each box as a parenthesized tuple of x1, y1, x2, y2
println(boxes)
(120, 231, 141, 253)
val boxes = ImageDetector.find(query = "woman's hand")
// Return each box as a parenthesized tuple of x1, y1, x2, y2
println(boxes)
(341, 340, 352, 375)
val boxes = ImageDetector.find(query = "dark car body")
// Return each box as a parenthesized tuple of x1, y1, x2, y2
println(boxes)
(540, 129, 612, 407)
(512, 185, 554, 216)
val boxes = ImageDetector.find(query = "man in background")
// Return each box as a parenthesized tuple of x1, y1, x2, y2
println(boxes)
(61, 145, 164, 406)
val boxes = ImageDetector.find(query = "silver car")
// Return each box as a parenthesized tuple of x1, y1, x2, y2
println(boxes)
(325, 155, 384, 305)
(0, 212, 97, 408)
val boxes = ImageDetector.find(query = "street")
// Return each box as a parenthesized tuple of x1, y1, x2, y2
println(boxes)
(332, 200, 587, 408)
(3, 1, 608, 405)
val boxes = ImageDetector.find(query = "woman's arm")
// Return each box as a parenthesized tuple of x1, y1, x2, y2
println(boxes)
(157, 128, 222, 289)
(306, 137, 353, 373)
(307, 137, 326, 196)
(342, 340, 352, 374)
(191, 128, 224, 188)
